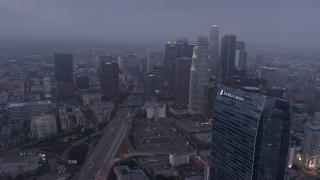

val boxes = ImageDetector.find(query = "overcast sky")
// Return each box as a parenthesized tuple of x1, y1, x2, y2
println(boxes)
(0, 0, 319, 49)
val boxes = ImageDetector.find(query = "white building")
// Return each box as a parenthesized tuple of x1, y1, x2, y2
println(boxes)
(287, 147, 296, 168)
(189, 37, 210, 115)
(169, 154, 190, 167)
(30, 114, 57, 138)
(295, 121, 320, 169)
(143, 100, 166, 119)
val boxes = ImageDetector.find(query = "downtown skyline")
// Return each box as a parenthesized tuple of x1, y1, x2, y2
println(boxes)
(0, 0, 320, 50)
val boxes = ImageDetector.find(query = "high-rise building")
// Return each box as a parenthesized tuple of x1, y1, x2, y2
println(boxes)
(235, 41, 247, 71)
(209, 25, 219, 77)
(295, 121, 320, 169)
(203, 77, 219, 120)
(54, 54, 74, 98)
(220, 34, 237, 79)
(54, 54, 73, 82)
(145, 74, 155, 98)
(153, 69, 164, 92)
(210, 86, 291, 180)
(100, 56, 119, 102)
(75, 75, 90, 89)
(43, 77, 51, 94)
(261, 67, 277, 87)
(174, 57, 192, 105)
(163, 41, 177, 92)
(176, 38, 194, 59)
(176, 38, 189, 58)
(147, 50, 160, 73)
(189, 36, 210, 114)
(261, 67, 287, 88)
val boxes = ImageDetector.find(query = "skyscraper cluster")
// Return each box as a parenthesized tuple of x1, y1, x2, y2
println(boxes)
(151, 25, 248, 116)
(147, 25, 294, 180)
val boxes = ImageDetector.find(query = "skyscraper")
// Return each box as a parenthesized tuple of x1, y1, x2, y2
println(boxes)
(295, 121, 320, 169)
(235, 41, 247, 71)
(203, 77, 219, 120)
(220, 34, 237, 79)
(54, 53, 73, 98)
(163, 41, 177, 92)
(174, 57, 192, 105)
(147, 50, 160, 73)
(100, 56, 119, 102)
(209, 25, 219, 77)
(260, 67, 287, 88)
(145, 73, 155, 98)
(189, 36, 210, 114)
(210, 85, 291, 180)
(54, 54, 73, 82)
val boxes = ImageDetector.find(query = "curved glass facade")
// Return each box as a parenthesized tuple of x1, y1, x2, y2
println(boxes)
(210, 86, 291, 180)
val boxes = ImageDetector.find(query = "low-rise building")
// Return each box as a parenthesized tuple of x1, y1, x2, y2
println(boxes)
(143, 100, 166, 119)
(147, 163, 178, 178)
(169, 154, 190, 167)
(113, 165, 149, 180)
(58, 106, 85, 131)
(30, 114, 57, 138)
(8, 101, 56, 122)
(0, 93, 9, 104)
(0, 154, 39, 177)
(82, 93, 102, 106)
(56, 165, 67, 174)
(0, 125, 11, 142)
(91, 102, 114, 122)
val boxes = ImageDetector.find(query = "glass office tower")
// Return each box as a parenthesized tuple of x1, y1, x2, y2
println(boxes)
(210, 85, 291, 180)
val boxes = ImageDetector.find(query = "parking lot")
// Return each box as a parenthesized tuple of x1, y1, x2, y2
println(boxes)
(132, 118, 193, 154)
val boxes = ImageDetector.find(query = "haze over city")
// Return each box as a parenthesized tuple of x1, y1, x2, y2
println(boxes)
(0, 1, 320, 180)
(1, 0, 320, 49)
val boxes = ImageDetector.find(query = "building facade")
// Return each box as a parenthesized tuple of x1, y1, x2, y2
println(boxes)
(100, 56, 119, 102)
(235, 41, 247, 72)
(147, 50, 160, 73)
(8, 101, 56, 122)
(210, 85, 291, 180)
(174, 57, 192, 105)
(30, 114, 57, 138)
(169, 154, 190, 167)
(209, 25, 219, 77)
(189, 36, 210, 114)
(261, 67, 287, 88)
(220, 34, 236, 79)
(54, 54, 73, 98)
(145, 74, 156, 98)
(295, 121, 320, 169)
(163, 41, 177, 92)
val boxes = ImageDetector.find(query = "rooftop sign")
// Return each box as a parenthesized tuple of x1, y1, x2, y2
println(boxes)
(220, 89, 244, 101)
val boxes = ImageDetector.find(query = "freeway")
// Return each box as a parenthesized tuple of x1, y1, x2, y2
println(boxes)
(77, 107, 132, 180)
